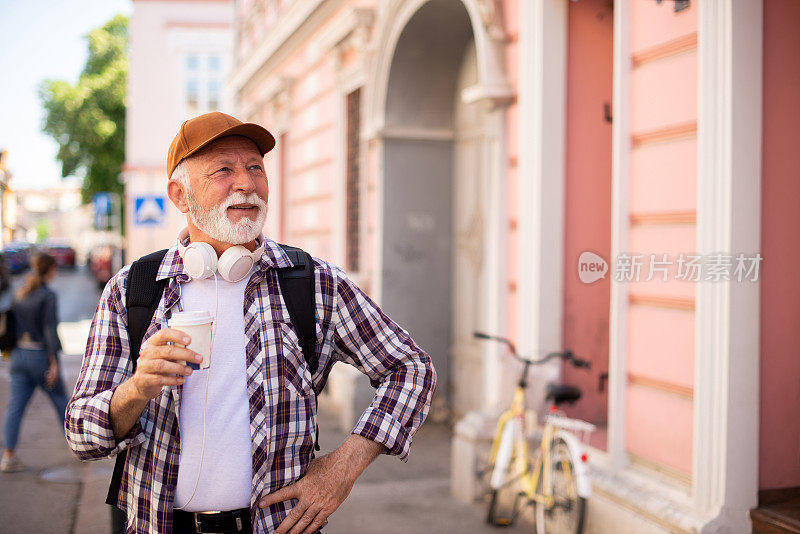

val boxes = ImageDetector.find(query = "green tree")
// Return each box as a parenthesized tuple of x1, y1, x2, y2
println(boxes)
(39, 14, 127, 207)
(35, 219, 50, 242)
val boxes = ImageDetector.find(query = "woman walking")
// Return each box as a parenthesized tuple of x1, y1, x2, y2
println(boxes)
(1, 253, 68, 473)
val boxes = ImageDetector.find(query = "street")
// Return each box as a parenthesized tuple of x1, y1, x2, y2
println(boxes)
(0, 266, 518, 534)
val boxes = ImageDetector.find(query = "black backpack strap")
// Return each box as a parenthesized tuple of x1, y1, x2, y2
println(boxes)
(276, 244, 320, 452)
(126, 249, 170, 366)
(276, 245, 318, 374)
(106, 249, 168, 507)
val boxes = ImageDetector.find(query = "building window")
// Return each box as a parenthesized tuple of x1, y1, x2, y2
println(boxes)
(183, 53, 225, 118)
(186, 78, 199, 116)
(345, 88, 361, 272)
(208, 80, 221, 111)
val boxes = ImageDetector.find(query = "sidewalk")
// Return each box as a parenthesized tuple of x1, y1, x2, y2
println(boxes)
(0, 320, 115, 533)
(316, 403, 528, 534)
(0, 320, 521, 533)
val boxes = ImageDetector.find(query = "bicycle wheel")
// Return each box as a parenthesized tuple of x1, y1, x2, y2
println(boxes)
(486, 419, 525, 526)
(534, 437, 586, 534)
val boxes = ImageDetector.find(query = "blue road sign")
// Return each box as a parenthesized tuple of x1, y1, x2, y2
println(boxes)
(93, 192, 113, 214)
(93, 192, 113, 230)
(134, 195, 166, 226)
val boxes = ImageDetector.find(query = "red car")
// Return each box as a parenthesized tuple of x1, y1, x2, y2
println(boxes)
(89, 244, 119, 289)
(44, 242, 76, 268)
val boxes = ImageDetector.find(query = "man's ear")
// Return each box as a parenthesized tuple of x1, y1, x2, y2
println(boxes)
(167, 180, 190, 214)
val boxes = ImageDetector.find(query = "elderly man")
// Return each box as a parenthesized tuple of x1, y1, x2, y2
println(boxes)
(66, 112, 437, 534)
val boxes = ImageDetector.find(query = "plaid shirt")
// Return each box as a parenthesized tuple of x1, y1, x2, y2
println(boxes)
(66, 236, 437, 534)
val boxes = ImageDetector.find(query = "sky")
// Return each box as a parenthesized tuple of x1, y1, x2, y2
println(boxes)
(0, 0, 133, 191)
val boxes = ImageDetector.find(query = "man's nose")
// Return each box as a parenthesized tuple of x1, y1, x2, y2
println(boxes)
(231, 166, 256, 193)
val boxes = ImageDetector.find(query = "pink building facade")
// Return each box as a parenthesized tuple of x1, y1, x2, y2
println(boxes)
(121, 0, 799, 531)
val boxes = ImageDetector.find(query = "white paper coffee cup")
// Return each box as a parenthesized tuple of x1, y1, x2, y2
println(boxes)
(168, 311, 213, 370)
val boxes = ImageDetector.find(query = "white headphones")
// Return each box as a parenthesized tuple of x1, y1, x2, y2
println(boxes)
(177, 227, 266, 282)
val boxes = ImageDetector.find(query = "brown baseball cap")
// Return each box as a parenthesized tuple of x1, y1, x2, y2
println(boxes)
(166, 112, 276, 178)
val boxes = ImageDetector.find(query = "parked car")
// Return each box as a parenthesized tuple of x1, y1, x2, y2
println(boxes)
(43, 241, 76, 268)
(89, 244, 120, 289)
(2, 243, 31, 275)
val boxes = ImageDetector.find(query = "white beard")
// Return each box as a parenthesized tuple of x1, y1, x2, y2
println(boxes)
(186, 190, 268, 245)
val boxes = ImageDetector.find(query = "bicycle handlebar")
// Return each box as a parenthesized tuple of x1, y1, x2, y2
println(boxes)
(473, 331, 591, 369)
(472, 331, 516, 356)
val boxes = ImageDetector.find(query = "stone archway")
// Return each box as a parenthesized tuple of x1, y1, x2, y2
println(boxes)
(365, 0, 512, 418)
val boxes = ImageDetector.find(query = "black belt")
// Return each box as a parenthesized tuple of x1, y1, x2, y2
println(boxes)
(173, 508, 251, 534)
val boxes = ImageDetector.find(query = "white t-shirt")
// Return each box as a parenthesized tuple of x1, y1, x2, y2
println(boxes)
(173, 269, 253, 511)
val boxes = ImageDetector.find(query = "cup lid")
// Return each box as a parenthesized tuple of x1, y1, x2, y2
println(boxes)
(168, 310, 213, 326)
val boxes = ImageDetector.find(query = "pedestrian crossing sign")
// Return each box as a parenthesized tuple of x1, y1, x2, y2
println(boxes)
(134, 195, 166, 226)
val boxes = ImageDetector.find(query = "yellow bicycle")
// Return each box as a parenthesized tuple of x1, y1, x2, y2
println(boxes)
(474, 332, 595, 534)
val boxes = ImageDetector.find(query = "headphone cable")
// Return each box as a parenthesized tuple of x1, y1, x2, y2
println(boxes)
(174, 267, 218, 510)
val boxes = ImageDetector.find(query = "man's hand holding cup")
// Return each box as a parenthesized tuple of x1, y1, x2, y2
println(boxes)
(131, 328, 202, 401)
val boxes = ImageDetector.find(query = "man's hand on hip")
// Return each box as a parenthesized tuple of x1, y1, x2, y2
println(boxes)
(258, 434, 386, 534)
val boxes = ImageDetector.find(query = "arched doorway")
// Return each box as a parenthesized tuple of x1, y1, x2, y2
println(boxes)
(372, 0, 508, 418)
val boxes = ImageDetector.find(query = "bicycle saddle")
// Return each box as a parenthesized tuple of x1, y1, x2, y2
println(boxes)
(546, 384, 582, 406)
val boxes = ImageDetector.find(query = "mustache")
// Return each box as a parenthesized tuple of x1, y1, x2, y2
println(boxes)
(220, 192, 267, 211)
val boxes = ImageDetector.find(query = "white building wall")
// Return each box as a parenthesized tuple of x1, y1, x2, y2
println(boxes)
(125, 0, 234, 263)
